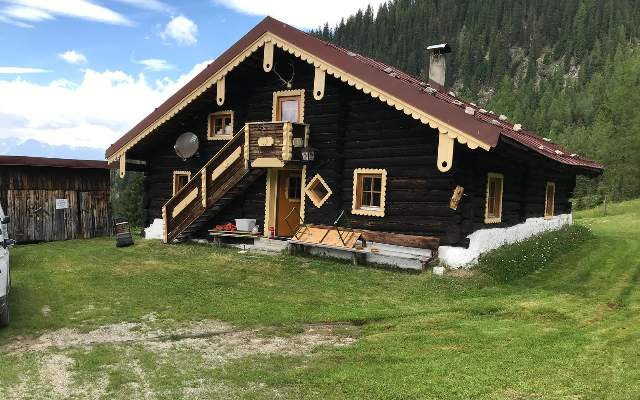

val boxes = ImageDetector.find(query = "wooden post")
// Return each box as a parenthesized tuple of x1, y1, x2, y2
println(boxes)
(351, 252, 366, 266)
(313, 67, 326, 100)
(437, 133, 454, 172)
(119, 152, 126, 178)
(216, 76, 225, 106)
(263, 42, 274, 72)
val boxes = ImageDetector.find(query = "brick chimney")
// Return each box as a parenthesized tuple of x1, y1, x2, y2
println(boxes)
(427, 43, 451, 88)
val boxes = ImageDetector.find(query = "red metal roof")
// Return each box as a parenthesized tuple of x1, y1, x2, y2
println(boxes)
(106, 16, 603, 173)
(0, 155, 110, 169)
(329, 43, 604, 172)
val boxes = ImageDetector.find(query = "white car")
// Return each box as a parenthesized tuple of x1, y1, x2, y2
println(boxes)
(0, 204, 14, 327)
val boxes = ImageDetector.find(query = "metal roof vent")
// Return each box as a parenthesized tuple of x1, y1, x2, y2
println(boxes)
(465, 106, 475, 115)
(427, 43, 451, 88)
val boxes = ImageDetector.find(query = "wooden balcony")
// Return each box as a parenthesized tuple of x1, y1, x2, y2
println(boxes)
(162, 121, 309, 243)
(245, 121, 308, 168)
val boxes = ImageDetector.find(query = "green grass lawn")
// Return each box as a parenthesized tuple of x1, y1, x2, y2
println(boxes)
(1, 200, 639, 399)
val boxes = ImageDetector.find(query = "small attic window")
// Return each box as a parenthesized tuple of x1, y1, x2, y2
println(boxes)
(305, 174, 332, 208)
(172, 170, 191, 195)
(208, 110, 234, 140)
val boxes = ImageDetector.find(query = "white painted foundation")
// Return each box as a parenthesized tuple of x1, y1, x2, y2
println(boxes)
(143, 218, 164, 240)
(439, 213, 572, 268)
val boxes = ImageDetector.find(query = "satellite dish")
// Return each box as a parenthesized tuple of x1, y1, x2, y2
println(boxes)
(174, 132, 199, 160)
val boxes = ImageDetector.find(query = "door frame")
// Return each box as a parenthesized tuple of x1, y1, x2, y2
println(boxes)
(264, 166, 307, 237)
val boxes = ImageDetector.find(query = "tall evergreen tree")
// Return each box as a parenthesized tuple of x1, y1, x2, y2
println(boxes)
(312, 0, 640, 204)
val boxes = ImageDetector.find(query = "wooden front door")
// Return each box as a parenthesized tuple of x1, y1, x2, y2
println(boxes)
(275, 169, 302, 237)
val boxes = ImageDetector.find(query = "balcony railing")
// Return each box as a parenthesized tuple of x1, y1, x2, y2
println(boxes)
(245, 121, 308, 168)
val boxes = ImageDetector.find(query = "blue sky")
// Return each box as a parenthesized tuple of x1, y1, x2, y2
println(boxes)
(0, 0, 383, 159)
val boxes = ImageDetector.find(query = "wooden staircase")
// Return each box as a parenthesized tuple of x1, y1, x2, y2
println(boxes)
(162, 127, 263, 243)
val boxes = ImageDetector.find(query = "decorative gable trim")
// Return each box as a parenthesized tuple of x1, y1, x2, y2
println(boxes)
(107, 31, 491, 164)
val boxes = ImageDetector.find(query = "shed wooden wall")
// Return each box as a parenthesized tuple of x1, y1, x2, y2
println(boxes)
(0, 166, 111, 242)
(127, 48, 579, 246)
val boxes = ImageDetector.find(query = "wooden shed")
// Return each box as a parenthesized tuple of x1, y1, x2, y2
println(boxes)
(0, 156, 112, 243)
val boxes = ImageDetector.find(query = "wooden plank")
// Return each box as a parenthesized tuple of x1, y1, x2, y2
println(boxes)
(288, 239, 369, 254)
(171, 187, 198, 218)
(211, 146, 242, 181)
(320, 229, 360, 248)
(307, 224, 439, 250)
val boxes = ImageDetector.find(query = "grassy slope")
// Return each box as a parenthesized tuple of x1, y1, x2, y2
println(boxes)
(1, 200, 639, 399)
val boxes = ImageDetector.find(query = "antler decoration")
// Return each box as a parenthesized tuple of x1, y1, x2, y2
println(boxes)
(273, 62, 295, 88)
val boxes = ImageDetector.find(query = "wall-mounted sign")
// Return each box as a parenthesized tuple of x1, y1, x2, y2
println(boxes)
(55, 199, 69, 210)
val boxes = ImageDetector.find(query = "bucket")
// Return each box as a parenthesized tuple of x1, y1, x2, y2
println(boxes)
(235, 218, 256, 232)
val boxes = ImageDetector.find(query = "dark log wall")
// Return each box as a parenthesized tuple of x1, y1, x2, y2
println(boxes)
(452, 140, 577, 245)
(129, 47, 578, 246)
(0, 166, 111, 242)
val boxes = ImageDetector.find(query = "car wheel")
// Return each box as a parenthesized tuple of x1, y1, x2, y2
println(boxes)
(0, 294, 9, 328)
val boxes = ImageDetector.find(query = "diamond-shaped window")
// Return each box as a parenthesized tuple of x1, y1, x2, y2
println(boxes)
(305, 174, 332, 208)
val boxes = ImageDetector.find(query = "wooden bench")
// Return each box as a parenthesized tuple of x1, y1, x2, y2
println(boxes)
(207, 230, 263, 245)
(289, 224, 439, 266)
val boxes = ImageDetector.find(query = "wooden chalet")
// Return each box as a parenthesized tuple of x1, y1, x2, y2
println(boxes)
(105, 17, 602, 267)
(0, 156, 112, 243)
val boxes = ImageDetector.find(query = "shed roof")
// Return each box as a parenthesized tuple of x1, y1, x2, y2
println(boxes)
(0, 155, 110, 169)
(105, 16, 603, 173)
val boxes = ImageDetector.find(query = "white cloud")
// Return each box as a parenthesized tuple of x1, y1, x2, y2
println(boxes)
(0, 0, 132, 26)
(2, 4, 51, 21)
(0, 66, 50, 74)
(0, 61, 212, 149)
(216, 0, 386, 28)
(111, 0, 174, 13)
(161, 15, 197, 46)
(137, 58, 174, 71)
(0, 13, 33, 27)
(59, 50, 88, 65)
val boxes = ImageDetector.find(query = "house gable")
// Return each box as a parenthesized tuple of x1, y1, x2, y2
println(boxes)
(106, 17, 505, 167)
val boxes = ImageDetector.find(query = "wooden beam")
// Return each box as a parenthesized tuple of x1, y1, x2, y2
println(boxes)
(313, 67, 326, 100)
(216, 76, 225, 106)
(306, 224, 440, 250)
(201, 172, 207, 207)
(211, 146, 242, 181)
(119, 152, 126, 178)
(437, 132, 454, 172)
(263, 41, 274, 72)
(251, 158, 285, 168)
(171, 187, 198, 218)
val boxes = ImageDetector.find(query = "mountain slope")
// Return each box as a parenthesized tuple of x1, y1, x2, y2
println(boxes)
(313, 0, 640, 203)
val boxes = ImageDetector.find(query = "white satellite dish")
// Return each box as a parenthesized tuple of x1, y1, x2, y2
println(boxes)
(174, 132, 199, 160)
